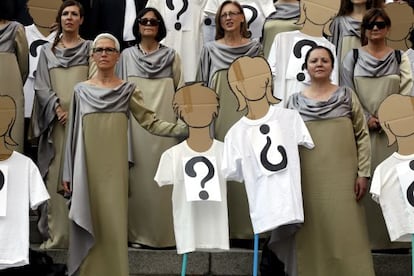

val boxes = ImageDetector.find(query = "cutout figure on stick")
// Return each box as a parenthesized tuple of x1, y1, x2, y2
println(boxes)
(155, 82, 229, 275)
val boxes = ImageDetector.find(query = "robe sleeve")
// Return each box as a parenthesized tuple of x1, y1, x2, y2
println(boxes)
(340, 50, 356, 92)
(399, 52, 413, 96)
(15, 24, 29, 83)
(351, 90, 371, 178)
(173, 52, 185, 89)
(129, 88, 188, 137)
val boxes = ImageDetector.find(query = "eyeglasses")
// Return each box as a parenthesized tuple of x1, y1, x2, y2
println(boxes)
(364, 21, 387, 30)
(138, 18, 160, 26)
(220, 11, 241, 19)
(93, 47, 118, 55)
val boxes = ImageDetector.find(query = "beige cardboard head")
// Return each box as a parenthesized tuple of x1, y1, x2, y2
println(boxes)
(378, 94, 414, 155)
(227, 56, 280, 114)
(297, 0, 340, 37)
(0, 95, 17, 159)
(385, 2, 414, 50)
(28, 0, 61, 36)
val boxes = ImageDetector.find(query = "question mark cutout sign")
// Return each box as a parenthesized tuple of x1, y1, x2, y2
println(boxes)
(293, 39, 317, 82)
(406, 160, 414, 207)
(166, 0, 189, 31)
(241, 3, 265, 40)
(0, 170, 4, 191)
(183, 156, 221, 201)
(259, 124, 288, 172)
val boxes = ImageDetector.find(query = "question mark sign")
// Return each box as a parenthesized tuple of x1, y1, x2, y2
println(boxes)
(166, 0, 189, 31)
(241, 5, 258, 29)
(0, 170, 4, 191)
(259, 124, 288, 172)
(185, 156, 215, 200)
(406, 160, 414, 207)
(293, 39, 317, 82)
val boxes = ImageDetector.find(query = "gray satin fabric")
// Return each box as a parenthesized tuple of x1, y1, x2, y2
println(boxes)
(0, 21, 20, 52)
(329, 16, 361, 47)
(118, 44, 175, 79)
(287, 86, 352, 122)
(267, 3, 300, 20)
(198, 40, 262, 87)
(63, 81, 134, 276)
(31, 40, 92, 177)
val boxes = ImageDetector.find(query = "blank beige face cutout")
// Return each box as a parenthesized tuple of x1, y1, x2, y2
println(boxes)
(378, 94, 414, 155)
(385, 2, 414, 50)
(0, 95, 18, 158)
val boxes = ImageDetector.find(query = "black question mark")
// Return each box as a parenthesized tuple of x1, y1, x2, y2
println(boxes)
(0, 170, 4, 191)
(30, 39, 49, 58)
(406, 160, 414, 207)
(259, 124, 288, 172)
(241, 5, 258, 29)
(166, 0, 189, 31)
(185, 156, 215, 200)
(293, 39, 318, 82)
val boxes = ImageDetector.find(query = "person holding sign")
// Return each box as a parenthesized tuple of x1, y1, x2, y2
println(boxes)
(61, 33, 187, 276)
(155, 82, 229, 255)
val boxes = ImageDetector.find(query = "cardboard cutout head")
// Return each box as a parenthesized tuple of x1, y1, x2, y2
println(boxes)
(297, 0, 340, 36)
(173, 82, 219, 129)
(384, 2, 414, 50)
(227, 56, 280, 112)
(378, 94, 414, 154)
(28, 0, 61, 35)
(0, 95, 18, 148)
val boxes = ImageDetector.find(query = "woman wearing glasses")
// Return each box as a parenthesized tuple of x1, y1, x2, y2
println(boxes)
(198, 0, 262, 240)
(31, 0, 94, 250)
(62, 33, 186, 276)
(117, 7, 184, 248)
(341, 8, 413, 250)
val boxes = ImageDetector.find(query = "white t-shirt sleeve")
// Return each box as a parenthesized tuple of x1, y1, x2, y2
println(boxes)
(294, 111, 314, 149)
(29, 161, 49, 210)
(154, 149, 174, 187)
(370, 166, 382, 204)
(204, 0, 219, 15)
(222, 137, 244, 182)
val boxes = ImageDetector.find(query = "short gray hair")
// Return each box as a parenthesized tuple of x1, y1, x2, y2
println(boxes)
(93, 33, 120, 52)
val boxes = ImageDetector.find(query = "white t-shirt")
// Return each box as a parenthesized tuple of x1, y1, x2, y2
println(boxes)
(0, 152, 49, 270)
(154, 140, 229, 254)
(222, 105, 314, 234)
(23, 24, 55, 117)
(370, 152, 414, 242)
(267, 30, 338, 106)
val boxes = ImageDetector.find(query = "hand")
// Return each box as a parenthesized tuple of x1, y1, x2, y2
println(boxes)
(367, 115, 380, 131)
(355, 177, 368, 202)
(62, 181, 71, 195)
(55, 105, 68, 125)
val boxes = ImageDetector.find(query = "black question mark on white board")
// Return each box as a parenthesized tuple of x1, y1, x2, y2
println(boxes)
(241, 5, 258, 29)
(166, 0, 189, 31)
(406, 160, 414, 207)
(259, 124, 288, 172)
(0, 170, 4, 191)
(293, 39, 317, 82)
(30, 39, 49, 58)
(185, 156, 215, 200)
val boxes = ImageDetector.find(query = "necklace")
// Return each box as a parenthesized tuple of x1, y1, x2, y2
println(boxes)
(138, 43, 160, 55)
(59, 35, 82, 48)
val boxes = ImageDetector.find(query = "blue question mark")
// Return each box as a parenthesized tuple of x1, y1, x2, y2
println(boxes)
(185, 156, 215, 200)
(166, 0, 189, 31)
(259, 124, 288, 172)
(293, 39, 317, 82)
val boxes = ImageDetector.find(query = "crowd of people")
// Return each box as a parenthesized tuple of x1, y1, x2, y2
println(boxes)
(1, 0, 414, 275)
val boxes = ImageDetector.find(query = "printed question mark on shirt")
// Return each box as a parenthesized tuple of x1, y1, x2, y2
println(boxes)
(406, 160, 414, 207)
(166, 0, 189, 31)
(241, 5, 258, 29)
(185, 156, 215, 200)
(0, 170, 4, 191)
(293, 39, 317, 82)
(259, 124, 288, 172)
(30, 39, 49, 58)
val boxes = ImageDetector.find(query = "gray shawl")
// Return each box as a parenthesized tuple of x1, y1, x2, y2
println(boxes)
(329, 16, 361, 56)
(117, 44, 175, 79)
(198, 40, 262, 87)
(267, 3, 300, 20)
(287, 86, 352, 122)
(0, 21, 20, 52)
(32, 40, 92, 177)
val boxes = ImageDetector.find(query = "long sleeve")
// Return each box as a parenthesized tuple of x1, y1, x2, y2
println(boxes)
(340, 50, 356, 92)
(399, 52, 413, 96)
(173, 52, 185, 89)
(351, 90, 371, 177)
(129, 88, 188, 138)
(15, 24, 29, 83)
